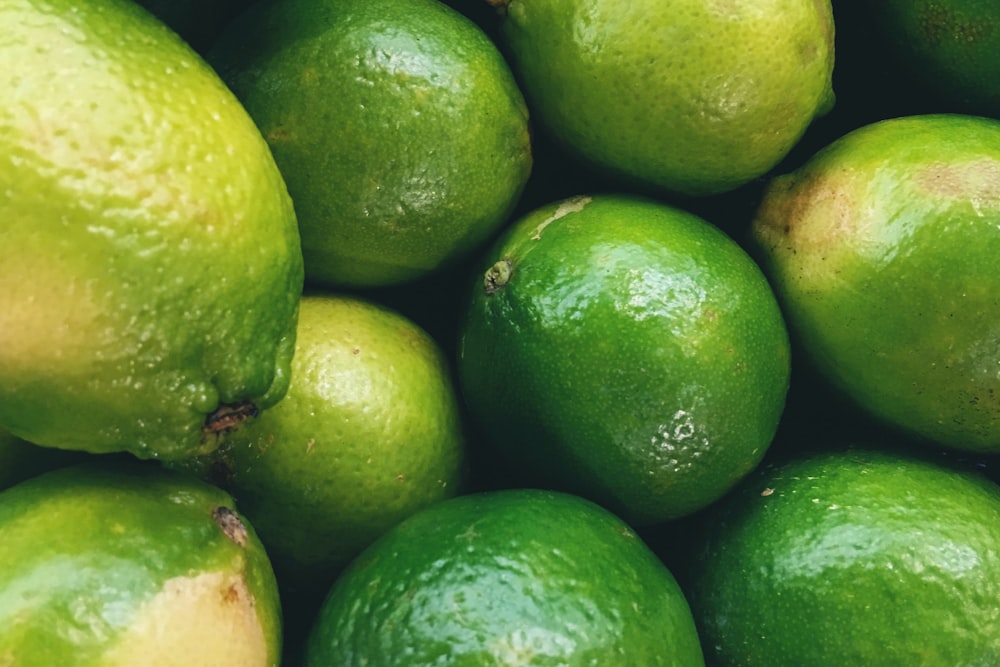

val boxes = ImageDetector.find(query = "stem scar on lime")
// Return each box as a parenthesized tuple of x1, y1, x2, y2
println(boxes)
(203, 401, 260, 438)
(484, 258, 514, 295)
(212, 506, 249, 548)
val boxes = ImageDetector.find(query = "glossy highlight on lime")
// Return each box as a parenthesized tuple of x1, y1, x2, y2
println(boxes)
(459, 194, 790, 525)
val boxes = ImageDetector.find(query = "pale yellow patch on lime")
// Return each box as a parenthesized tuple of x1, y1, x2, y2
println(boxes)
(0, 255, 102, 373)
(102, 571, 268, 667)
(489, 628, 578, 665)
(530, 196, 592, 240)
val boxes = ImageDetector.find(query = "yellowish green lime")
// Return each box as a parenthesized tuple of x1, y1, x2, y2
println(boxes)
(0, 0, 304, 460)
(0, 460, 282, 666)
(492, 0, 835, 195)
(175, 294, 466, 592)
(752, 114, 1000, 453)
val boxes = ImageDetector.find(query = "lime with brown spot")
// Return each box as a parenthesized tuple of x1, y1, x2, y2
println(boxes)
(1, 0, 303, 460)
(458, 194, 791, 525)
(304, 488, 705, 666)
(175, 293, 466, 593)
(0, 460, 282, 666)
(752, 113, 1000, 453)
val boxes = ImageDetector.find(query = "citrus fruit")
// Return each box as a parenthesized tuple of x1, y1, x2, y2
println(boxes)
(303, 488, 705, 666)
(684, 445, 1000, 665)
(489, 0, 835, 196)
(871, 1, 1000, 116)
(457, 194, 790, 525)
(0, 0, 304, 460)
(751, 113, 1000, 453)
(175, 293, 466, 592)
(209, 0, 533, 288)
(0, 460, 282, 666)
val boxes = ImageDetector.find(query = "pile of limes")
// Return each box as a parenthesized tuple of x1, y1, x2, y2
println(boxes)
(4, 0, 1000, 664)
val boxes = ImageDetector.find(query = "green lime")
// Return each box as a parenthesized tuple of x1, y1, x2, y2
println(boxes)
(304, 488, 705, 666)
(175, 293, 466, 591)
(752, 113, 1000, 453)
(490, 0, 834, 195)
(872, 1, 1000, 115)
(209, 0, 532, 288)
(1, 0, 303, 460)
(0, 460, 281, 666)
(458, 194, 790, 525)
(685, 445, 1000, 665)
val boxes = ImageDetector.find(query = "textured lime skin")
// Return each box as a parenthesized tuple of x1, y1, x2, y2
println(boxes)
(874, 0, 1000, 114)
(686, 446, 1000, 666)
(305, 489, 705, 666)
(496, 0, 834, 196)
(753, 114, 1000, 453)
(458, 195, 790, 525)
(209, 0, 532, 288)
(180, 294, 466, 590)
(0, 461, 282, 666)
(0, 0, 304, 460)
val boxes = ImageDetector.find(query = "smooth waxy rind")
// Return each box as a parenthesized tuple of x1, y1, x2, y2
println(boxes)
(458, 194, 790, 525)
(0, 0, 304, 459)
(0, 461, 282, 666)
(305, 489, 705, 666)
(752, 114, 1000, 452)
(686, 447, 1000, 665)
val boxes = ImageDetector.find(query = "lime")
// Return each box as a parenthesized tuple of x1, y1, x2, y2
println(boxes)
(490, 0, 834, 195)
(752, 113, 1000, 453)
(209, 0, 532, 288)
(458, 194, 790, 525)
(0, 0, 303, 460)
(0, 460, 282, 666)
(174, 294, 466, 592)
(685, 445, 1000, 665)
(872, 1, 1000, 115)
(304, 488, 704, 666)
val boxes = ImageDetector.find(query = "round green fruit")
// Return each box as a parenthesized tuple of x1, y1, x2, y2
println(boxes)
(176, 293, 466, 592)
(752, 114, 1000, 453)
(0, 0, 304, 460)
(686, 445, 1000, 666)
(458, 194, 790, 525)
(873, 0, 1000, 115)
(209, 0, 532, 288)
(304, 488, 705, 666)
(491, 0, 834, 195)
(0, 460, 282, 666)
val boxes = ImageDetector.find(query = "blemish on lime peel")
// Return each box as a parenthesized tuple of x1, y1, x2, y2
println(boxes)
(530, 196, 592, 240)
(484, 258, 514, 295)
